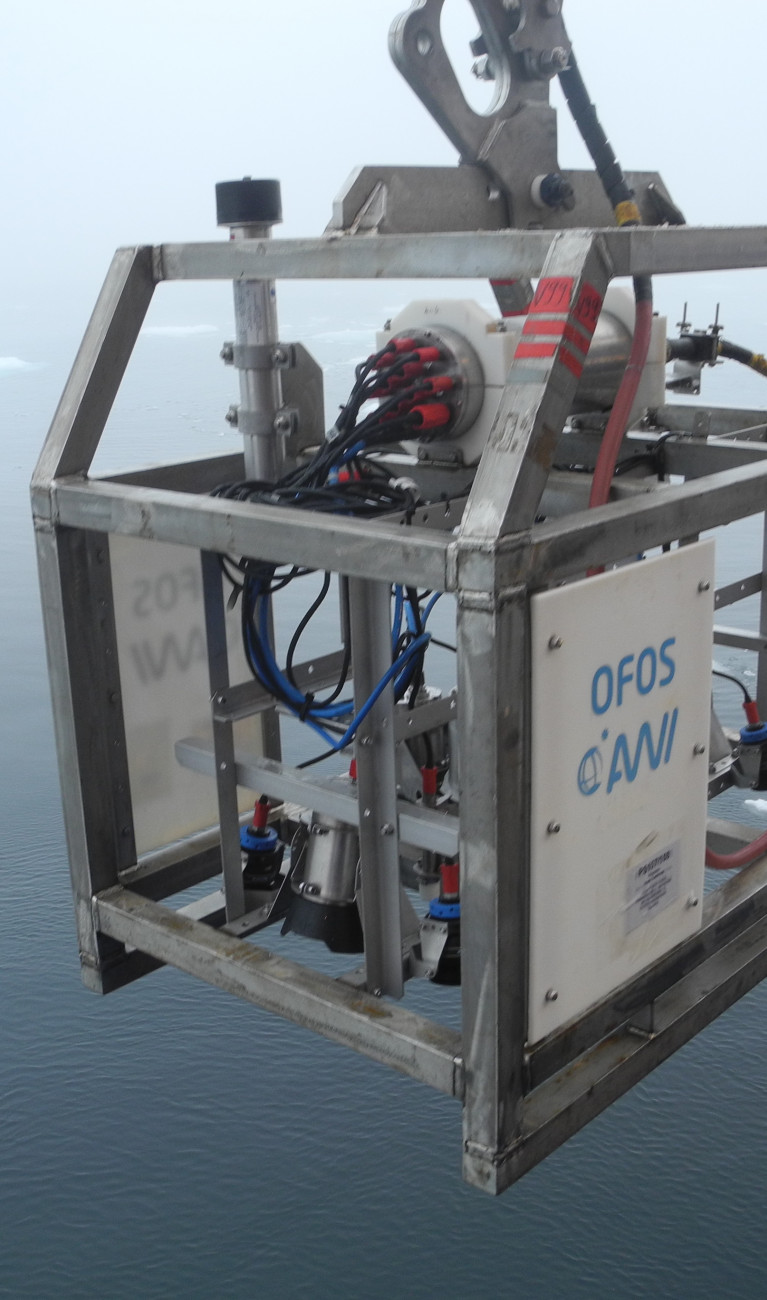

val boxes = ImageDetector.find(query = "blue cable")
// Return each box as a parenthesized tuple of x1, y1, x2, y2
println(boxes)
(422, 592, 441, 624)
(244, 577, 431, 754)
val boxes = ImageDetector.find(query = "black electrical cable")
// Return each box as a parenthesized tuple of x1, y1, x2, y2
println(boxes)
(712, 668, 753, 705)
(558, 52, 635, 213)
(285, 572, 331, 689)
(717, 339, 767, 379)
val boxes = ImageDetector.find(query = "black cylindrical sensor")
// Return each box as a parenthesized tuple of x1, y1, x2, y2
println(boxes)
(215, 178, 282, 227)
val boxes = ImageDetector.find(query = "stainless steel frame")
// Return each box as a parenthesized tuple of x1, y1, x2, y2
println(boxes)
(32, 225, 767, 1194)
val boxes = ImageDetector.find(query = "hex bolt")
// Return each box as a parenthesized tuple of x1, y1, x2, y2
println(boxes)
(271, 346, 288, 366)
(381, 822, 395, 837)
(220, 341, 234, 364)
(273, 412, 293, 436)
(547, 821, 561, 835)
(472, 54, 495, 81)
(534, 46, 569, 77)
(545, 988, 559, 1002)
(693, 743, 707, 757)
(548, 635, 564, 650)
(225, 404, 239, 426)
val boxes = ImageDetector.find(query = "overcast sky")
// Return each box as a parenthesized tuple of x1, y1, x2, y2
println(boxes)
(3, 0, 767, 347)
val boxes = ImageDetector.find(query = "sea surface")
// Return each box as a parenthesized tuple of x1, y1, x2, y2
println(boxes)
(3, 274, 767, 1298)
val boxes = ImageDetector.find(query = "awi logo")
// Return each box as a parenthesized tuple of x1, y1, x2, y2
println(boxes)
(577, 710, 679, 798)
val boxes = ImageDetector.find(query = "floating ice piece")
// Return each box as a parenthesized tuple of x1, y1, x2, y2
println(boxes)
(0, 356, 43, 373)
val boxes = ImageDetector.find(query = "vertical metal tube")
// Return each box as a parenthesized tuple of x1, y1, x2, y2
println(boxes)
(349, 578, 405, 998)
(35, 526, 137, 988)
(215, 179, 285, 761)
(216, 178, 285, 482)
(457, 586, 531, 1194)
(201, 551, 246, 922)
(231, 225, 284, 482)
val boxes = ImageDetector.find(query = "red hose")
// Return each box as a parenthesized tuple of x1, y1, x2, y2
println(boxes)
(589, 296, 655, 508)
(706, 831, 767, 871)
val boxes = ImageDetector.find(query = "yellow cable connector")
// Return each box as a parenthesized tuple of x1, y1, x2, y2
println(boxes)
(750, 353, 767, 378)
(615, 200, 642, 227)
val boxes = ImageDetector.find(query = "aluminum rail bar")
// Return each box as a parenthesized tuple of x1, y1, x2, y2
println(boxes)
(494, 460, 767, 588)
(46, 478, 451, 592)
(154, 227, 767, 284)
(156, 233, 558, 283)
(32, 247, 155, 484)
(175, 738, 459, 859)
(93, 886, 464, 1099)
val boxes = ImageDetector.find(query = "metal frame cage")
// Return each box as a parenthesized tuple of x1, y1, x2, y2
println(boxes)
(32, 224, 767, 1194)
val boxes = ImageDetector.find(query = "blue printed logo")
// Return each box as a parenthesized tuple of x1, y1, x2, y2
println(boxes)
(578, 747, 603, 796)
(578, 638, 680, 798)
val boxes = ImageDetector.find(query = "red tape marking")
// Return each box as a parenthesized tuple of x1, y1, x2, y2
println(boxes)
(523, 317, 565, 338)
(559, 346, 585, 379)
(515, 341, 558, 360)
(564, 322, 593, 356)
(522, 318, 592, 354)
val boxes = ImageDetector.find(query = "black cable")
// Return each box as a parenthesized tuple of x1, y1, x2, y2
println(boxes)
(718, 339, 767, 379)
(285, 572, 331, 689)
(557, 52, 635, 212)
(713, 668, 752, 705)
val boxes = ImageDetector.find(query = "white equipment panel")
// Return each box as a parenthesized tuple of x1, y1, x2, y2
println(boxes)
(111, 536, 263, 855)
(528, 542, 715, 1043)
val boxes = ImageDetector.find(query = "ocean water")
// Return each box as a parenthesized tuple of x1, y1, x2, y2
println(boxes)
(3, 275, 767, 1298)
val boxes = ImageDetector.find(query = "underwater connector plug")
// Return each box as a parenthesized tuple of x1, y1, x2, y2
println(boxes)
(419, 861, 461, 985)
(241, 795, 285, 891)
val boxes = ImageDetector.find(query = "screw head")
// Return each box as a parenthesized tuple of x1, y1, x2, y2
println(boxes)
(698, 580, 711, 593)
(220, 341, 234, 364)
(545, 988, 559, 1003)
(225, 404, 239, 426)
(273, 412, 292, 435)
(693, 743, 707, 757)
(548, 635, 564, 650)
(380, 822, 395, 837)
(547, 821, 561, 835)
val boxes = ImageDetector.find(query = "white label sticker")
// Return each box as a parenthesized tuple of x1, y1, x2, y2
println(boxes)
(626, 841, 681, 933)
